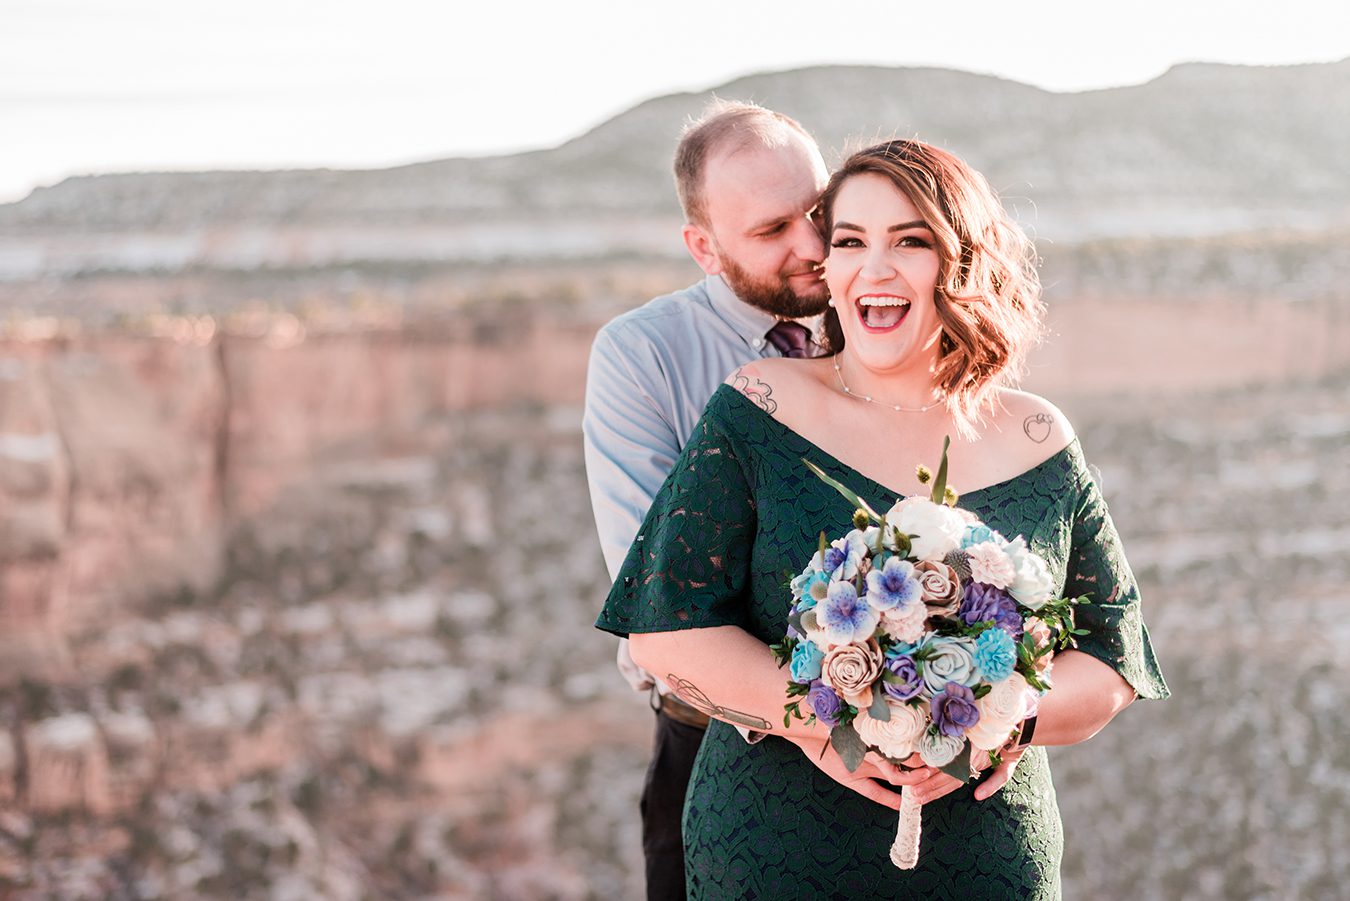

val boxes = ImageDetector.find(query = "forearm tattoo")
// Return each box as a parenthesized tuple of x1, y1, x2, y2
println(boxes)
(1023, 413, 1054, 443)
(668, 675, 773, 730)
(731, 372, 777, 414)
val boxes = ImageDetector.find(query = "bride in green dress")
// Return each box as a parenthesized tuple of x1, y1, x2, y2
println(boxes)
(597, 139, 1168, 899)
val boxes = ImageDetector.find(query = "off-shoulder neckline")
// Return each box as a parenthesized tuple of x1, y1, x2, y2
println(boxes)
(711, 383, 1083, 503)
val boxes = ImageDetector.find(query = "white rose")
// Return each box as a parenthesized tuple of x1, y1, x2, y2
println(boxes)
(919, 729, 966, 768)
(965, 673, 1029, 751)
(855, 702, 928, 761)
(1002, 537, 1055, 610)
(884, 497, 966, 562)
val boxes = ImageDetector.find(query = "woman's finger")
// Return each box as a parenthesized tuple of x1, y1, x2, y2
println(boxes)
(850, 777, 903, 810)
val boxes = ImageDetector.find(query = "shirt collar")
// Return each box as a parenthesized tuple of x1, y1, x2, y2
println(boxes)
(704, 274, 822, 351)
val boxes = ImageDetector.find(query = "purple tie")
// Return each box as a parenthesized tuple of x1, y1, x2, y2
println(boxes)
(765, 321, 813, 359)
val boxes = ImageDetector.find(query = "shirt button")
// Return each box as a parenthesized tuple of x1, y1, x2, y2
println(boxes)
(753, 338, 765, 349)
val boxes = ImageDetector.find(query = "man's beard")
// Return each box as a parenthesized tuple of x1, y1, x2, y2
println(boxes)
(720, 255, 830, 319)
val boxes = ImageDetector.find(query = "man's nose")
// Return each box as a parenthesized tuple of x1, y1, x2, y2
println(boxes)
(789, 216, 825, 263)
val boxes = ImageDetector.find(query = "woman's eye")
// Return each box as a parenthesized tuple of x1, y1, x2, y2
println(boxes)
(898, 236, 931, 249)
(830, 237, 863, 249)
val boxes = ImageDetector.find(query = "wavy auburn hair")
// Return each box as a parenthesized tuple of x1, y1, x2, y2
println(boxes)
(819, 140, 1045, 430)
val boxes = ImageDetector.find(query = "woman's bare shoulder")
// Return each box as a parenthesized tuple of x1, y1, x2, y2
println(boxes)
(985, 388, 1076, 464)
(723, 357, 825, 415)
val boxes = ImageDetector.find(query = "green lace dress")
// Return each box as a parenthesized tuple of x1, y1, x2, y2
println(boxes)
(597, 385, 1169, 900)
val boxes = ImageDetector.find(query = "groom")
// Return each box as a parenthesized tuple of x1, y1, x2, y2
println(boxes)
(583, 99, 831, 899)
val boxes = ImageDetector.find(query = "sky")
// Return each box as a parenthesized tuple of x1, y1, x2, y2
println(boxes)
(3, 0, 1349, 202)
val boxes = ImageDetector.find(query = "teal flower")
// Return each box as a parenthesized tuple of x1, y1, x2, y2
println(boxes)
(973, 627, 1017, 683)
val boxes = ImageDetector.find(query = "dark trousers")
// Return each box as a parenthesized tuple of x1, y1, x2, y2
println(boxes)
(640, 709, 706, 901)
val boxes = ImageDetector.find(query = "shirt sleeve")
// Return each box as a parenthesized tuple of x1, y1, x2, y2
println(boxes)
(583, 324, 683, 580)
(1063, 468, 1170, 700)
(596, 401, 756, 638)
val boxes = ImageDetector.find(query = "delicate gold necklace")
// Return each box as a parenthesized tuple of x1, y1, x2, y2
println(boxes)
(832, 359, 943, 413)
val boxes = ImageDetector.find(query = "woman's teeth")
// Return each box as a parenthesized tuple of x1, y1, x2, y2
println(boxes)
(859, 297, 910, 329)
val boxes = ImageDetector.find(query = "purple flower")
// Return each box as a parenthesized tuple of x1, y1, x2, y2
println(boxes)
(881, 654, 924, 702)
(807, 680, 845, 727)
(959, 582, 1024, 639)
(930, 682, 981, 738)
(820, 581, 881, 645)
(865, 557, 923, 612)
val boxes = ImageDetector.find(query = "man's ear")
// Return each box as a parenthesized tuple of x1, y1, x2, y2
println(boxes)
(681, 223, 723, 276)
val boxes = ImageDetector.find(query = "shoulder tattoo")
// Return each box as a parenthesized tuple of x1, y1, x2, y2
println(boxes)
(668, 675, 772, 730)
(1023, 413, 1054, 444)
(731, 372, 777, 414)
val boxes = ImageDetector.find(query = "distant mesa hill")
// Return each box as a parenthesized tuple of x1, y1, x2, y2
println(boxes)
(1, 60, 1349, 276)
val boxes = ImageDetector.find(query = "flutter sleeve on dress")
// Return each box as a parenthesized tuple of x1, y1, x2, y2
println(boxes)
(1064, 464, 1170, 700)
(595, 399, 755, 638)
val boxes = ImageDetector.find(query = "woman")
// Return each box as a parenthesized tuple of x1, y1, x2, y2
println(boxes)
(597, 140, 1168, 898)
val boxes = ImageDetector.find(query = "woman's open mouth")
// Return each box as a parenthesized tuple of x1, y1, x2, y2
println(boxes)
(858, 295, 911, 332)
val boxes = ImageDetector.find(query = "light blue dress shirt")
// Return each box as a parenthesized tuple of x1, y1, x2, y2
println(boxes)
(583, 274, 817, 692)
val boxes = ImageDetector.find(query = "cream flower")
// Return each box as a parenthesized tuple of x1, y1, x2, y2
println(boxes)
(855, 702, 928, 761)
(919, 729, 966, 768)
(965, 541, 1015, 590)
(884, 497, 966, 562)
(965, 673, 1029, 751)
(1002, 537, 1055, 610)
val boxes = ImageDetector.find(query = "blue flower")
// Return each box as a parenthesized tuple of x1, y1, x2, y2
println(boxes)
(865, 557, 922, 612)
(961, 524, 1002, 549)
(812, 531, 868, 582)
(881, 653, 924, 701)
(791, 568, 831, 610)
(960, 582, 1024, 639)
(820, 581, 880, 645)
(930, 682, 981, 738)
(789, 640, 825, 683)
(807, 680, 845, 727)
(973, 627, 1017, 683)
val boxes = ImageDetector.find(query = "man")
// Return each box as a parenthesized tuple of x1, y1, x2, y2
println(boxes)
(583, 99, 830, 900)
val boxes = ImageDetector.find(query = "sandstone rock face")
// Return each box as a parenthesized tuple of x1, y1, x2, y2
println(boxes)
(0, 317, 593, 680)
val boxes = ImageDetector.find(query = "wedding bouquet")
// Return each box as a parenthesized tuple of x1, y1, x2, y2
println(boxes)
(770, 438, 1084, 869)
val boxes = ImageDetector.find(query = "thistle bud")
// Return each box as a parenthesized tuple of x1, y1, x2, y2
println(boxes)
(915, 465, 932, 484)
(852, 508, 870, 530)
(943, 486, 959, 507)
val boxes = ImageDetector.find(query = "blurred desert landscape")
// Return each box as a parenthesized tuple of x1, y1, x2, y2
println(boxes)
(1, 62, 1348, 899)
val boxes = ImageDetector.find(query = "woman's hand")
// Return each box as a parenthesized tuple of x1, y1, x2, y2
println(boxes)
(789, 738, 938, 811)
(884, 746, 1029, 805)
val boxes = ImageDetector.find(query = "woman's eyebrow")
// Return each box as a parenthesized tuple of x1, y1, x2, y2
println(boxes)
(832, 219, 928, 233)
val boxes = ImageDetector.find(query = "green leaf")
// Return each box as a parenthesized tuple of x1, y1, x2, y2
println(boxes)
(869, 683, 891, 721)
(803, 458, 880, 521)
(938, 740, 973, 784)
(831, 721, 868, 773)
(930, 436, 952, 504)
(972, 683, 991, 700)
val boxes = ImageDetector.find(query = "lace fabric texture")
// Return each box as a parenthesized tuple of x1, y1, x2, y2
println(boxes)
(597, 385, 1169, 899)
